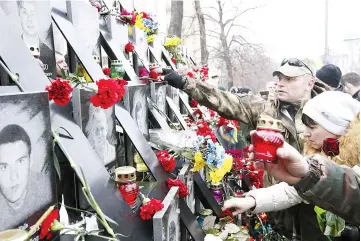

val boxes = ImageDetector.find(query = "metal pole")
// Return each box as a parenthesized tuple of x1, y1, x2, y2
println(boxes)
(324, 0, 329, 64)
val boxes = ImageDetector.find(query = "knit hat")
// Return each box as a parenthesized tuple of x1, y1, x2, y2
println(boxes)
(303, 91, 360, 135)
(316, 64, 342, 88)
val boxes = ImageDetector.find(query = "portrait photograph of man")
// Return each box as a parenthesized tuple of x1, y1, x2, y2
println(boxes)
(0, 92, 55, 230)
(0, 0, 56, 78)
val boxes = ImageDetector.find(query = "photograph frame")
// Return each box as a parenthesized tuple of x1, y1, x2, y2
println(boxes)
(153, 186, 181, 241)
(0, 91, 56, 232)
(72, 86, 126, 176)
(166, 96, 188, 130)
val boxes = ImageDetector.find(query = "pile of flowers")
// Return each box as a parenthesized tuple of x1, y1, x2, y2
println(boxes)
(118, 9, 136, 25)
(226, 147, 264, 189)
(190, 136, 233, 184)
(118, 9, 159, 43)
(164, 36, 184, 64)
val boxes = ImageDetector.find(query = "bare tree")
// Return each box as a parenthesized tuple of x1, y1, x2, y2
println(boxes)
(203, 0, 260, 89)
(194, 0, 209, 65)
(231, 45, 278, 92)
(168, 1, 184, 38)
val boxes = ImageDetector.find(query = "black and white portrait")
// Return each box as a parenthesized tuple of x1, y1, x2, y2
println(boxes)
(167, 86, 180, 122)
(124, 85, 149, 139)
(178, 164, 195, 214)
(153, 187, 181, 241)
(72, 88, 125, 175)
(0, 92, 55, 230)
(0, 0, 56, 78)
(157, 84, 167, 115)
(85, 105, 117, 166)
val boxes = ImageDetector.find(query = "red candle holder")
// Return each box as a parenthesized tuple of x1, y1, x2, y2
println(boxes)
(115, 166, 139, 207)
(251, 116, 284, 163)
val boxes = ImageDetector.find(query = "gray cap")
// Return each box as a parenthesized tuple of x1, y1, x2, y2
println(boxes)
(273, 58, 316, 77)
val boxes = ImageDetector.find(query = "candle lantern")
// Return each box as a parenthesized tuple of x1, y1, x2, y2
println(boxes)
(251, 116, 284, 163)
(115, 166, 139, 207)
(209, 182, 225, 204)
(110, 60, 125, 78)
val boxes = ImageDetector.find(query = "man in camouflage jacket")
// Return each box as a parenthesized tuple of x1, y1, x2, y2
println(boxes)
(163, 58, 331, 240)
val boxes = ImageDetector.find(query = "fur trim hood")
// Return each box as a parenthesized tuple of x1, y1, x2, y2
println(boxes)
(304, 113, 360, 167)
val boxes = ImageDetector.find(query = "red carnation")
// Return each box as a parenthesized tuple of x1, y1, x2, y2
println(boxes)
(190, 99, 198, 107)
(209, 110, 216, 118)
(187, 72, 195, 78)
(103, 67, 111, 76)
(171, 57, 177, 64)
(167, 178, 189, 198)
(45, 78, 73, 106)
(140, 198, 164, 220)
(322, 138, 340, 156)
(232, 157, 244, 171)
(193, 109, 203, 119)
(220, 210, 234, 223)
(225, 149, 243, 158)
(39, 209, 59, 240)
(90, 79, 127, 109)
(125, 42, 135, 54)
(157, 150, 176, 172)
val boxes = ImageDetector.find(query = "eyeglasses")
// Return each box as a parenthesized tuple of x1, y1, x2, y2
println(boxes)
(281, 58, 314, 76)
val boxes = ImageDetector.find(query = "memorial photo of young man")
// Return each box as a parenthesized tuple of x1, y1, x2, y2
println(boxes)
(17, 0, 56, 78)
(0, 93, 54, 230)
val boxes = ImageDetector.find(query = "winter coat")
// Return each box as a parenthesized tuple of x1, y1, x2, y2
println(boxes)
(182, 78, 331, 240)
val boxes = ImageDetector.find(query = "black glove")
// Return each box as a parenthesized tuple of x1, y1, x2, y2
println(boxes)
(332, 225, 360, 241)
(162, 69, 186, 89)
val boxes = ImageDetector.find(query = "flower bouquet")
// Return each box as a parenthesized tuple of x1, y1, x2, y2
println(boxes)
(164, 36, 185, 64)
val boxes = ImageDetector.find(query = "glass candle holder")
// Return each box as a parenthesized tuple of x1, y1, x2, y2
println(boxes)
(209, 182, 225, 204)
(115, 166, 139, 207)
(251, 116, 284, 163)
(110, 60, 125, 78)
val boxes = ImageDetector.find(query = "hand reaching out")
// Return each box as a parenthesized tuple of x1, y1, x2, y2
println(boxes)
(222, 197, 256, 216)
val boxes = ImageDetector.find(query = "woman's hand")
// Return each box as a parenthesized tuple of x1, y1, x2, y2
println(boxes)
(222, 197, 256, 216)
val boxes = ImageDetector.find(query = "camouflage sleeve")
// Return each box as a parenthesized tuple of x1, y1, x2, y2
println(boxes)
(294, 155, 360, 225)
(183, 78, 265, 126)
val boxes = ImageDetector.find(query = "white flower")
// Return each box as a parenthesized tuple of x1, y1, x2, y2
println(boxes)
(204, 234, 223, 241)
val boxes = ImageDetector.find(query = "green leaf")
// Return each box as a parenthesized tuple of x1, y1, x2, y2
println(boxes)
(61, 68, 67, 79)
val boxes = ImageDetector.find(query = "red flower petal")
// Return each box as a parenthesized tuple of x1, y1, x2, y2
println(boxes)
(45, 78, 73, 106)
(39, 210, 59, 240)
(140, 198, 164, 220)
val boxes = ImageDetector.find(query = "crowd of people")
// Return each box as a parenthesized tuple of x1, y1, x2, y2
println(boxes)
(161, 59, 360, 241)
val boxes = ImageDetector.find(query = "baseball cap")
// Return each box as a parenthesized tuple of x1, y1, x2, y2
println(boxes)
(273, 58, 316, 77)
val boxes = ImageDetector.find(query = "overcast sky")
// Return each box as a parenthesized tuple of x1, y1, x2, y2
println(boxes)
(239, 0, 360, 63)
